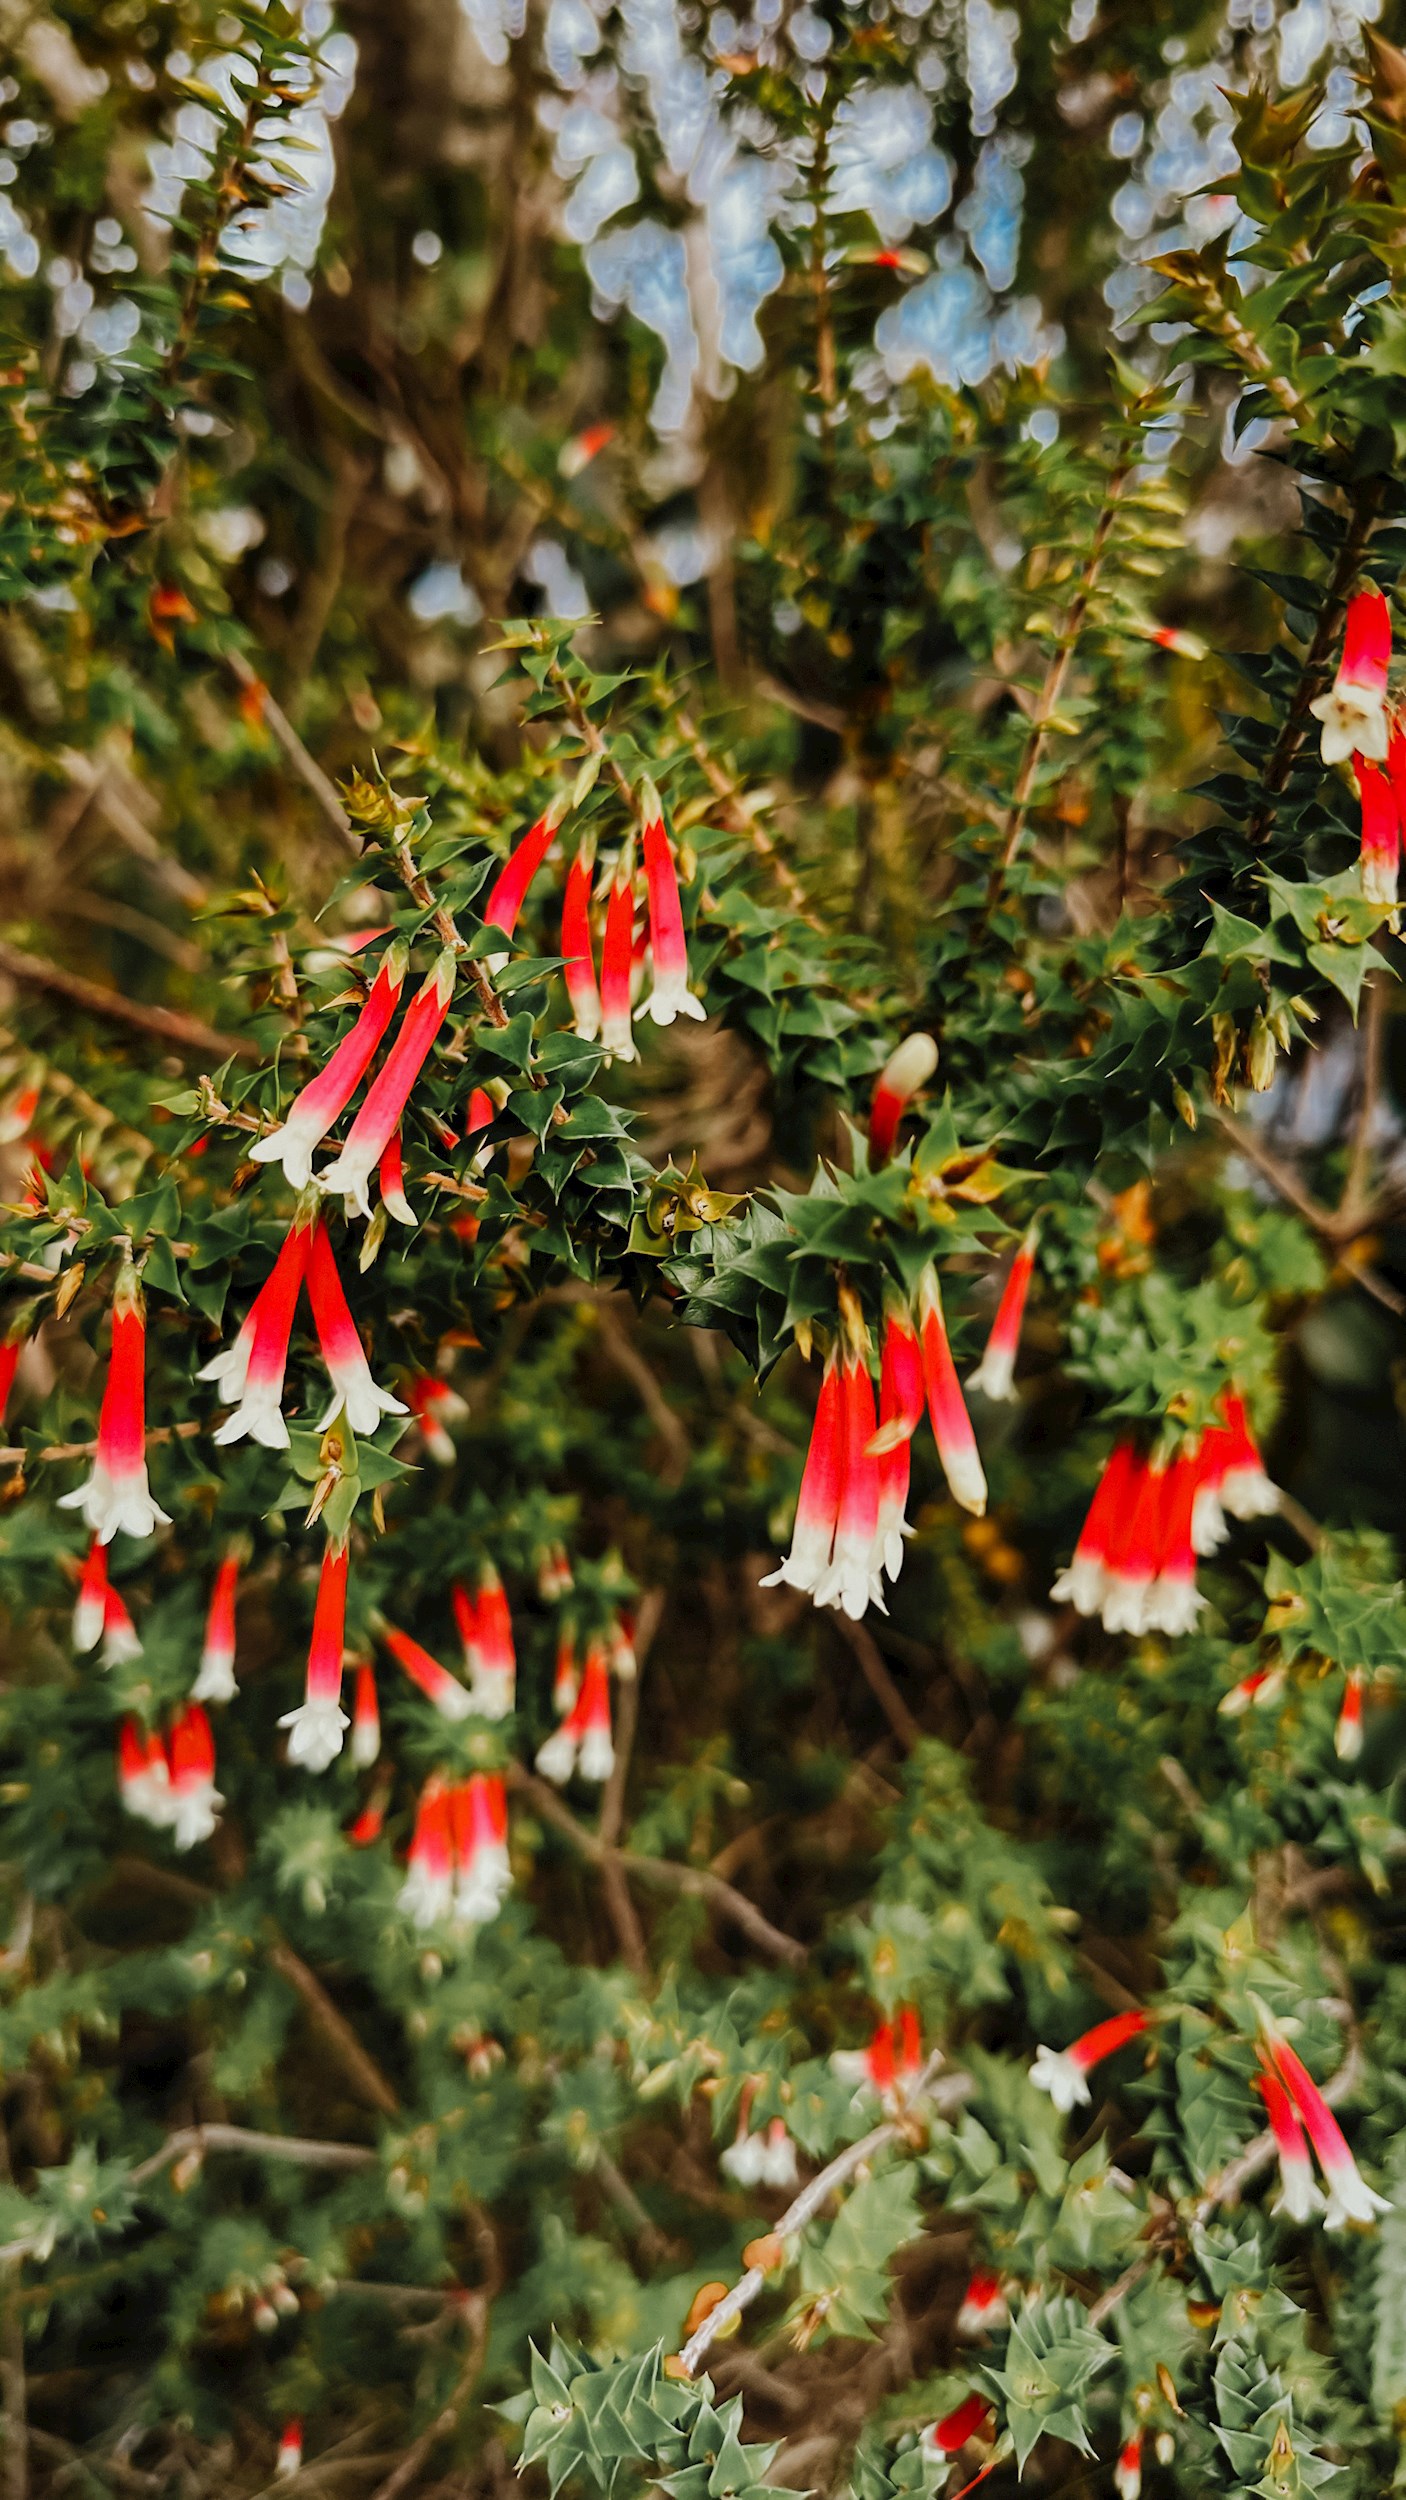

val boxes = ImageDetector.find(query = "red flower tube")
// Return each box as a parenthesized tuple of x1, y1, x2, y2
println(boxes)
(1113, 2432, 1142, 2500)
(381, 1622, 473, 1720)
(553, 1627, 579, 1715)
(869, 1033, 937, 1166)
(279, 1539, 350, 1772)
(351, 1662, 380, 1768)
(251, 941, 408, 1189)
(1030, 2008, 1150, 2112)
(193, 1549, 240, 1704)
(378, 1129, 417, 1227)
(320, 951, 457, 1218)
(483, 806, 562, 941)
(454, 1772, 511, 1922)
(921, 2395, 992, 2460)
(399, 1774, 454, 1927)
(275, 2423, 303, 2481)
(0, 1333, 22, 1424)
(966, 1224, 1038, 1403)
(1310, 585, 1391, 765)
(307, 1219, 407, 1435)
(59, 1264, 170, 1543)
(599, 843, 637, 1061)
(871, 1299, 924, 1582)
(207, 1213, 314, 1450)
(1052, 1442, 1139, 1615)
(408, 1374, 461, 1465)
(101, 1582, 143, 1667)
(1357, 757, 1399, 907)
(537, 1640, 612, 1783)
(955, 2269, 1009, 2339)
(168, 1702, 223, 1850)
(1254, 2062, 1322, 2224)
(640, 812, 705, 1027)
(562, 839, 602, 1042)
(117, 1718, 171, 1828)
(466, 1561, 516, 1718)
(760, 1350, 844, 1598)
(1099, 1456, 1166, 1636)
(816, 1344, 885, 1621)
(1142, 1452, 1204, 1637)
(917, 1266, 987, 1517)
(73, 1535, 109, 1654)
(1266, 2030, 1390, 2228)
(1336, 1666, 1366, 1762)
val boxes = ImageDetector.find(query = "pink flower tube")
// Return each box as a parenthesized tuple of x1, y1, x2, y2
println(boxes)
(599, 845, 637, 1062)
(307, 1220, 407, 1435)
(319, 951, 457, 1219)
(562, 840, 602, 1042)
(59, 1266, 170, 1543)
(73, 1536, 109, 1654)
(869, 1034, 938, 1166)
(1268, 2031, 1391, 2228)
(1030, 2009, 1150, 2113)
(1254, 2063, 1323, 2223)
(966, 1225, 1038, 1403)
(1310, 585, 1392, 765)
(483, 808, 561, 942)
(639, 813, 705, 1027)
(279, 1539, 350, 1772)
(208, 1214, 314, 1449)
(378, 1130, 417, 1227)
(399, 1775, 454, 1927)
(251, 942, 408, 1189)
(760, 1350, 844, 1597)
(871, 1301, 924, 1582)
(382, 1622, 473, 1720)
(1358, 758, 1399, 907)
(193, 1549, 240, 1704)
(816, 1346, 885, 1621)
(917, 1267, 987, 1518)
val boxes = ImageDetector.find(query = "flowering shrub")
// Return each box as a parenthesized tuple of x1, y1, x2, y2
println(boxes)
(5, 6, 1406, 2500)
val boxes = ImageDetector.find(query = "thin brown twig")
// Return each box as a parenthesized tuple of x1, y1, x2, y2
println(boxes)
(1213, 1108, 1406, 1314)
(267, 1942, 401, 2118)
(831, 1617, 924, 1753)
(363, 2312, 489, 2500)
(0, 941, 256, 1065)
(127, 2123, 377, 2186)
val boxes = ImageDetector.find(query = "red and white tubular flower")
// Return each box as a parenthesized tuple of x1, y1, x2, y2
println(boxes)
(1097, 1456, 1167, 1636)
(967, 1225, 1038, 1404)
(307, 1220, 407, 1435)
(118, 1719, 171, 1827)
(871, 1299, 924, 1583)
(346, 1792, 386, 1848)
(559, 419, 614, 479)
(208, 1214, 314, 1449)
(1143, 1453, 1204, 1638)
(275, 2422, 303, 2481)
(553, 1628, 579, 1715)
(761, 1351, 845, 1599)
(816, 1339, 886, 1622)
(1191, 1392, 1278, 1555)
(399, 1775, 455, 1927)
(1051, 1443, 1138, 1619)
(466, 1562, 516, 1718)
(1219, 1662, 1286, 1717)
(721, 2115, 800, 2191)
(279, 1540, 350, 1773)
(452, 1772, 512, 1923)
(378, 1129, 417, 1227)
(101, 1583, 143, 1667)
(0, 1333, 22, 1423)
(1254, 2062, 1323, 2224)
(562, 839, 602, 1042)
(382, 1622, 473, 1721)
(1310, 585, 1392, 765)
(599, 843, 638, 1061)
(1357, 758, 1399, 908)
(351, 1662, 380, 1768)
(193, 1550, 240, 1704)
(320, 951, 457, 1219)
(59, 1265, 170, 1544)
(832, 2004, 923, 2107)
(482, 803, 564, 963)
(955, 2269, 1009, 2339)
(537, 1640, 613, 1783)
(406, 1375, 462, 1466)
(465, 1086, 498, 1168)
(1336, 1666, 1366, 1762)
(537, 1541, 573, 1600)
(639, 811, 705, 1027)
(609, 1612, 636, 1681)
(917, 1266, 988, 1518)
(73, 1536, 109, 1653)
(869, 1033, 938, 1166)
(1030, 2009, 1150, 2114)
(167, 1702, 223, 1851)
(251, 942, 409, 1189)
(1113, 2431, 1142, 2500)
(1266, 2030, 1391, 2228)
(0, 1078, 40, 1145)
(920, 2395, 993, 2462)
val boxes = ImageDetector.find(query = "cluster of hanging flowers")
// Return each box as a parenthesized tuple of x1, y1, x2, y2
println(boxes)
(398, 1771, 511, 1930)
(117, 1704, 222, 1849)
(1050, 1393, 1276, 1638)
(1310, 585, 1406, 909)
(534, 1614, 633, 1786)
(1255, 2012, 1390, 2230)
(59, 1263, 169, 1543)
(832, 2005, 926, 2110)
(199, 1213, 405, 1451)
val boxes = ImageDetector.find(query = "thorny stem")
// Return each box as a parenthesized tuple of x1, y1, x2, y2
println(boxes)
(672, 706, 816, 920)
(1212, 1108, 1406, 1315)
(1246, 479, 1382, 844)
(1196, 277, 1319, 436)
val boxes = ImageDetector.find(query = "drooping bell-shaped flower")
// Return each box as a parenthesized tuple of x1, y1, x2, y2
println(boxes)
(562, 839, 602, 1042)
(319, 951, 457, 1219)
(920, 2395, 992, 2462)
(832, 2005, 923, 2108)
(599, 843, 638, 1062)
(382, 1622, 473, 1720)
(639, 811, 705, 1027)
(553, 1628, 579, 1716)
(208, 1214, 314, 1450)
(1052, 1442, 1139, 1614)
(1335, 1666, 1366, 1762)
(307, 1220, 407, 1435)
(118, 1719, 171, 1827)
(1310, 586, 1392, 765)
(483, 805, 563, 961)
(1255, 2061, 1323, 2223)
(1142, 1454, 1204, 1638)
(1113, 2432, 1142, 2500)
(101, 1582, 143, 1667)
(871, 1298, 924, 1582)
(250, 943, 409, 1189)
(0, 1078, 39, 1147)
(192, 1549, 241, 1704)
(399, 1775, 454, 1927)
(407, 1375, 462, 1465)
(816, 1341, 885, 1622)
(609, 1612, 636, 1680)
(456, 1562, 516, 1718)
(1219, 1662, 1286, 1717)
(869, 1034, 937, 1166)
(73, 1535, 109, 1653)
(1099, 1461, 1169, 1634)
(168, 1702, 223, 1850)
(275, 2423, 303, 2481)
(967, 1225, 1038, 1403)
(1030, 2009, 1149, 2113)
(955, 2269, 1009, 2339)
(279, 1539, 350, 1772)
(59, 1264, 170, 1544)
(537, 1640, 613, 1783)
(1357, 758, 1400, 907)
(351, 1662, 380, 1767)
(1217, 1394, 1278, 1523)
(1266, 2030, 1391, 2228)
(453, 1772, 512, 1923)
(917, 1266, 987, 1517)
(378, 1130, 417, 1227)
(721, 2115, 799, 2191)
(760, 1351, 844, 1599)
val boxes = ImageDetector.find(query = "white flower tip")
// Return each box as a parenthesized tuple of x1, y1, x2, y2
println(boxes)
(278, 1699, 349, 1773)
(966, 1356, 1016, 1403)
(192, 1660, 238, 1706)
(535, 1731, 577, 1785)
(1029, 2046, 1090, 2113)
